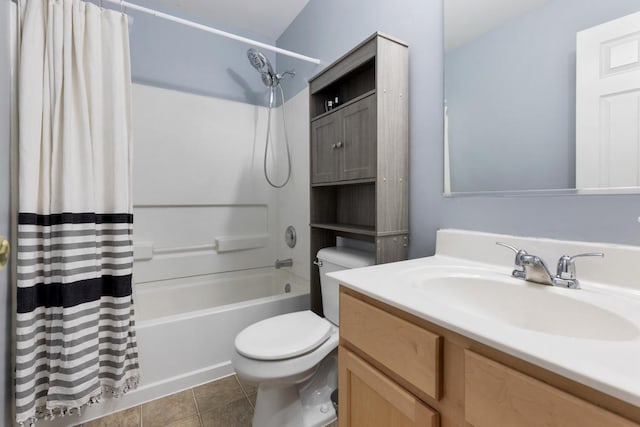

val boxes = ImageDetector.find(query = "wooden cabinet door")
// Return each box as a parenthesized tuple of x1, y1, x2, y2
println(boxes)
(339, 346, 439, 427)
(311, 112, 340, 183)
(465, 350, 639, 427)
(339, 95, 377, 181)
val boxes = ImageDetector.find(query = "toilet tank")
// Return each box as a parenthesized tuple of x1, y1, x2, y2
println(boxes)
(316, 246, 375, 326)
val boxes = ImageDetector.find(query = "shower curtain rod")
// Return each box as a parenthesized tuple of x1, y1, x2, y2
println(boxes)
(101, 0, 321, 65)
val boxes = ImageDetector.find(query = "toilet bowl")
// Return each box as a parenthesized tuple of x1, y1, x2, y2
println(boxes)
(232, 246, 375, 427)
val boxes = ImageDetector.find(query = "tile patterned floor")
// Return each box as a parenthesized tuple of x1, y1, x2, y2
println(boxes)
(77, 374, 257, 427)
(77, 374, 338, 427)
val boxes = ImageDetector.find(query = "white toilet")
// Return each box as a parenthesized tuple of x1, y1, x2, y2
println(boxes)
(232, 246, 375, 427)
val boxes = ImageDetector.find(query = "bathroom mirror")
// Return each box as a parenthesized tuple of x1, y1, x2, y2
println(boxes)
(444, 0, 640, 194)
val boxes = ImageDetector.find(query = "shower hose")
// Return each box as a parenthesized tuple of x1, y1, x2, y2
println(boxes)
(264, 84, 292, 188)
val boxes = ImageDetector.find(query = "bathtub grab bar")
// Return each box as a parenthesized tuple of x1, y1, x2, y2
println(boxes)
(154, 244, 217, 254)
(215, 235, 269, 252)
(134, 234, 269, 261)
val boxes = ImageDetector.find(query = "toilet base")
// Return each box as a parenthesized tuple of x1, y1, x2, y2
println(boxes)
(252, 351, 338, 427)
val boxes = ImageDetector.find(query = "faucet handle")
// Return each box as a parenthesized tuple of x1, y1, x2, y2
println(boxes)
(496, 242, 528, 278)
(556, 252, 604, 280)
(496, 241, 528, 261)
(496, 241, 521, 253)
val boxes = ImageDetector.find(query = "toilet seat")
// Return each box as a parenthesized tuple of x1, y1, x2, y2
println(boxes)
(232, 328, 338, 385)
(235, 310, 333, 360)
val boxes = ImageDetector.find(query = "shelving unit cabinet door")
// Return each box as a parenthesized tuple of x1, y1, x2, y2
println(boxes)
(340, 95, 377, 181)
(311, 113, 341, 184)
(339, 346, 439, 427)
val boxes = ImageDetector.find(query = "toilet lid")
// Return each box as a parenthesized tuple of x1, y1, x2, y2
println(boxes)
(235, 311, 333, 361)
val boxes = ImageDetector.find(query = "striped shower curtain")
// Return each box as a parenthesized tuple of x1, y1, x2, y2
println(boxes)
(15, 0, 139, 424)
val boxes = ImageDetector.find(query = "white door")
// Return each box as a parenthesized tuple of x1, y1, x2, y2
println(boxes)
(576, 11, 640, 189)
(0, 1, 14, 424)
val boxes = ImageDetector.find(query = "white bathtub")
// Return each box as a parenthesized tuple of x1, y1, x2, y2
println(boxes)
(44, 267, 310, 426)
(134, 267, 310, 392)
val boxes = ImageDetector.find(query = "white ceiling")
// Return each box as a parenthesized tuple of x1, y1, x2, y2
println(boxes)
(149, 0, 312, 41)
(445, 0, 554, 51)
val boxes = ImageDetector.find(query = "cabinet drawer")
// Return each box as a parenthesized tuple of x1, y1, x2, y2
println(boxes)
(465, 350, 639, 427)
(340, 292, 442, 400)
(339, 346, 439, 427)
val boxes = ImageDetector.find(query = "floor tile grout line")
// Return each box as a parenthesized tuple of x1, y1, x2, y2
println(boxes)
(234, 374, 255, 409)
(244, 393, 254, 410)
(191, 387, 204, 427)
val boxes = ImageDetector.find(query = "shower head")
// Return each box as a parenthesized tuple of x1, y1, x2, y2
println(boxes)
(247, 48, 295, 88)
(247, 48, 275, 82)
(247, 48, 267, 71)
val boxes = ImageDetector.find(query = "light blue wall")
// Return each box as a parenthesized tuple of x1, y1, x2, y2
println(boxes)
(277, 0, 640, 256)
(112, 0, 278, 105)
(445, 0, 639, 192)
(1, 1, 11, 424)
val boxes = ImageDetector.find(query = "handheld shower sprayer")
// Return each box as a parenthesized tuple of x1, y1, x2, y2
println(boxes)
(246, 48, 294, 88)
(246, 48, 295, 189)
(247, 49, 270, 72)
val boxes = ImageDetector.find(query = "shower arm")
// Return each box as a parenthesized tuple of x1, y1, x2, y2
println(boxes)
(277, 70, 295, 80)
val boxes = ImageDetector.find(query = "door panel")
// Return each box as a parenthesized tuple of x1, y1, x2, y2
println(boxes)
(576, 11, 640, 189)
(340, 95, 376, 181)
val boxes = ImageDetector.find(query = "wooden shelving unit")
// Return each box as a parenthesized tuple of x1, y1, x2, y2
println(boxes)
(308, 33, 409, 314)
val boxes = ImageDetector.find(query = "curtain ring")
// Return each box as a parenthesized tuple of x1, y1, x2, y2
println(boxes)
(120, 0, 125, 13)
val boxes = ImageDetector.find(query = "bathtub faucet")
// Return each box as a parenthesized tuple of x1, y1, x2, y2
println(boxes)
(275, 258, 293, 269)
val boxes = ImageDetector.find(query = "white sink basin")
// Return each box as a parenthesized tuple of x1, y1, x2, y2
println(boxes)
(411, 272, 640, 341)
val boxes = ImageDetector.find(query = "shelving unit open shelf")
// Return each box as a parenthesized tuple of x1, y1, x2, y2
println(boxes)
(310, 223, 377, 236)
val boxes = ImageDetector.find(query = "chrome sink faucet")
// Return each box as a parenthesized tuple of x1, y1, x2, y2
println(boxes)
(496, 242, 603, 289)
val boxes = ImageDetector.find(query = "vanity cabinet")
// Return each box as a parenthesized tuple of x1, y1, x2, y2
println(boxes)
(309, 32, 409, 314)
(338, 287, 640, 427)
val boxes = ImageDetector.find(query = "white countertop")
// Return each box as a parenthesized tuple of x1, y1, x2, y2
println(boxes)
(328, 229, 640, 407)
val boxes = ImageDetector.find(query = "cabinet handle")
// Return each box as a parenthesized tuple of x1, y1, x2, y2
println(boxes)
(336, 141, 343, 148)
(331, 143, 337, 149)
